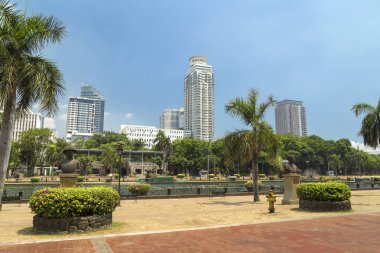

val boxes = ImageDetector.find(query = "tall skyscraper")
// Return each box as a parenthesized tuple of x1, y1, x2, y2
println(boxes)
(184, 56, 214, 141)
(275, 100, 307, 137)
(66, 83, 105, 141)
(160, 108, 184, 130)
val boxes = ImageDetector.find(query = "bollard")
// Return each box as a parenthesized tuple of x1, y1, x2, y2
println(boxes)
(266, 190, 276, 213)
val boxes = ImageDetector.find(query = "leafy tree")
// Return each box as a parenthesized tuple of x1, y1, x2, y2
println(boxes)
(225, 89, 281, 202)
(0, 1, 66, 209)
(45, 138, 67, 170)
(99, 143, 118, 175)
(18, 128, 52, 176)
(76, 154, 96, 175)
(131, 139, 145, 151)
(352, 99, 380, 148)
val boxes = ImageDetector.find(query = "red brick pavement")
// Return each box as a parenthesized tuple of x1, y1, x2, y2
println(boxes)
(1, 213, 379, 253)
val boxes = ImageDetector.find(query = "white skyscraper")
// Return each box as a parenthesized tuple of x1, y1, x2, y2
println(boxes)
(66, 83, 105, 141)
(12, 108, 44, 141)
(184, 56, 214, 141)
(275, 100, 307, 137)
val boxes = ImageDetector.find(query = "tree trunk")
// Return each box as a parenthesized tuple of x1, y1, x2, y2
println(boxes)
(252, 156, 260, 202)
(0, 87, 17, 210)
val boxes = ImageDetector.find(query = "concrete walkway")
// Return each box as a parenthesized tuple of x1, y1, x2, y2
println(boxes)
(1, 212, 379, 253)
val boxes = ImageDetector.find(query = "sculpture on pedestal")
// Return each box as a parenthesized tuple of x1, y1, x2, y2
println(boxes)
(58, 146, 79, 187)
(283, 156, 302, 174)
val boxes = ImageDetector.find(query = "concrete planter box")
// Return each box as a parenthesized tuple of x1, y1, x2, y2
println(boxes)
(299, 199, 351, 212)
(33, 213, 112, 233)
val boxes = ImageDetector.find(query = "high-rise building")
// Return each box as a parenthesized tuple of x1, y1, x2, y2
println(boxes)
(66, 83, 105, 141)
(12, 108, 44, 141)
(184, 56, 214, 141)
(275, 100, 307, 137)
(119, 124, 190, 149)
(160, 108, 184, 130)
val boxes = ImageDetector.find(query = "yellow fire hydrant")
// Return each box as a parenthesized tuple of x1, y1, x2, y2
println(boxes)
(266, 190, 276, 213)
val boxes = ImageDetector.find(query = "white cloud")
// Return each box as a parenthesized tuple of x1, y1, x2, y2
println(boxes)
(125, 113, 133, 119)
(350, 141, 380, 155)
(44, 117, 56, 129)
(58, 113, 67, 121)
(104, 111, 111, 116)
(59, 103, 68, 110)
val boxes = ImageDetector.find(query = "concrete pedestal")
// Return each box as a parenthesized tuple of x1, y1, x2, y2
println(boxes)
(282, 174, 300, 205)
(60, 173, 78, 187)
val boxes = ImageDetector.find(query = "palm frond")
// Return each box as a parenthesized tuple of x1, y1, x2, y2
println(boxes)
(351, 103, 374, 117)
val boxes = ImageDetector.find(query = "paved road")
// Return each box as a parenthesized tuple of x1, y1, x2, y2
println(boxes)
(1, 213, 379, 253)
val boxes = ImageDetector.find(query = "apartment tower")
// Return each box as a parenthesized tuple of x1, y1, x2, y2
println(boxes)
(184, 56, 214, 141)
(275, 100, 307, 137)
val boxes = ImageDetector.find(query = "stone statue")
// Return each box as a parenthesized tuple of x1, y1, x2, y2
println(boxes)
(283, 156, 302, 174)
(58, 145, 79, 174)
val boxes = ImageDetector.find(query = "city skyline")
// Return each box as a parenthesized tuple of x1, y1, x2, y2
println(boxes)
(18, 0, 380, 149)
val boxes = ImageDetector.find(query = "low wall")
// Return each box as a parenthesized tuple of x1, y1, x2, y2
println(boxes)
(299, 199, 351, 212)
(33, 213, 112, 233)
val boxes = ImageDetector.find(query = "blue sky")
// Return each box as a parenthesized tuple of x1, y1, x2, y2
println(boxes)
(17, 0, 380, 145)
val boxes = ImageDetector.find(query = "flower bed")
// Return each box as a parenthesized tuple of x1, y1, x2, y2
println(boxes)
(296, 182, 351, 211)
(29, 186, 119, 233)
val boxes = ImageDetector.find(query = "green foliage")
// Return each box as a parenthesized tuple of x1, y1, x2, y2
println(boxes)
(320, 176, 336, 182)
(268, 176, 276, 180)
(244, 180, 263, 190)
(76, 176, 86, 182)
(127, 184, 151, 195)
(234, 173, 241, 178)
(228, 176, 237, 181)
(29, 187, 119, 218)
(208, 173, 215, 178)
(76, 155, 96, 176)
(31, 177, 40, 183)
(177, 173, 186, 179)
(259, 174, 266, 178)
(296, 182, 351, 201)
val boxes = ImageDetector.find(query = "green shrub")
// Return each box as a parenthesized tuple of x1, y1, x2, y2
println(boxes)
(128, 183, 151, 195)
(29, 187, 119, 218)
(268, 176, 276, 180)
(31, 177, 40, 183)
(321, 176, 336, 181)
(114, 173, 119, 179)
(228, 176, 237, 181)
(244, 180, 263, 191)
(208, 173, 215, 178)
(296, 182, 351, 201)
(259, 174, 266, 179)
(177, 173, 186, 179)
(76, 176, 86, 182)
(234, 174, 241, 178)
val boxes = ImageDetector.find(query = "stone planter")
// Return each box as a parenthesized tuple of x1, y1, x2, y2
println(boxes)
(33, 213, 112, 233)
(299, 199, 351, 212)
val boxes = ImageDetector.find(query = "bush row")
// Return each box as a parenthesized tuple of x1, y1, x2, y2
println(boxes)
(296, 182, 351, 201)
(128, 183, 151, 195)
(29, 187, 119, 218)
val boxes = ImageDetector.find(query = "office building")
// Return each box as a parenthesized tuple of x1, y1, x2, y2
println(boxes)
(184, 56, 214, 141)
(119, 124, 190, 149)
(12, 108, 44, 141)
(66, 83, 105, 141)
(275, 100, 307, 137)
(160, 108, 184, 129)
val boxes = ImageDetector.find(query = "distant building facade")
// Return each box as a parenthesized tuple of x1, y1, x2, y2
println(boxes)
(66, 83, 105, 141)
(275, 100, 307, 137)
(160, 108, 184, 130)
(119, 124, 190, 149)
(184, 56, 214, 141)
(12, 108, 44, 141)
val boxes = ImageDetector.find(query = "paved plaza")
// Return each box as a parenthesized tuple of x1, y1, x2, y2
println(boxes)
(0, 190, 379, 252)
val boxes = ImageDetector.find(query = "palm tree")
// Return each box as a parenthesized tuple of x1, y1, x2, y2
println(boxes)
(225, 89, 281, 202)
(153, 130, 171, 173)
(0, 1, 66, 209)
(352, 99, 380, 148)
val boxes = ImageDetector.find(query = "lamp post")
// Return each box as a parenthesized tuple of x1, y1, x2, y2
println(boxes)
(116, 142, 124, 196)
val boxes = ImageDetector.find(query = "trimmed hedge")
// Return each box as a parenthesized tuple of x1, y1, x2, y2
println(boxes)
(177, 173, 186, 179)
(297, 182, 351, 201)
(208, 174, 215, 178)
(128, 183, 151, 195)
(76, 176, 86, 182)
(31, 177, 40, 183)
(244, 180, 263, 191)
(29, 187, 119, 218)
(234, 174, 241, 178)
